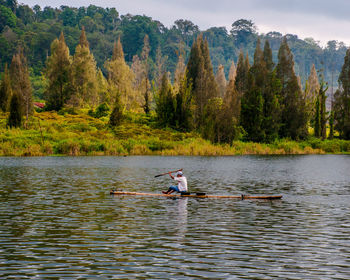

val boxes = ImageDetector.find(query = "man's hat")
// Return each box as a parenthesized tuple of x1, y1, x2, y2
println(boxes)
(176, 171, 183, 176)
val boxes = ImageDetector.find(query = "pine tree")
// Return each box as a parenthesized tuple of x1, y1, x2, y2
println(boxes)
(45, 32, 72, 111)
(221, 78, 242, 143)
(109, 93, 124, 127)
(7, 93, 22, 128)
(329, 106, 334, 139)
(96, 69, 109, 104)
(79, 26, 89, 48)
(141, 35, 151, 114)
(225, 78, 241, 124)
(241, 39, 265, 142)
(10, 49, 33, 122)
(276, 37, 308, 139)
(234, 50, 249, 95)
(70, 28, 98, 108)
(319, 81, 328, 139)
(334, 48, 350, 139)
(186, 35, 218, 127)
(262, 70, 281, 142)
(304, 64, 320, 119)
(174, 75, 194, 131)
(131, 54, 143, 97)
(174, 54, 186, 90)
(263, 40, 274, 71)
(112, 37, 124, 60)
(201, 97, 223, 143)
(216, 64, 227, 98)
(314, 95, 321, 137)
(105, 36, 137, 111)
(0, 64, 12, 112)
(154, 47, 168, 89)
(228, 61, 236, 82)
(186, 35, 201, 92)
(155, 73, 175, 127)
(262, 40, 281, 142)
(245, 52, 250, 71)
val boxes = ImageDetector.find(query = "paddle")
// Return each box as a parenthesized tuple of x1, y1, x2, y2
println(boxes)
(154, 168, 182, 178)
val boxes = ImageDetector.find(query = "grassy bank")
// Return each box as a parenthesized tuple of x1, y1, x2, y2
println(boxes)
(0, 111, 350, 156)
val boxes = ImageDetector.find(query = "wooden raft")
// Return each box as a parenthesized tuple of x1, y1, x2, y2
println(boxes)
(110, 190, 282, 200)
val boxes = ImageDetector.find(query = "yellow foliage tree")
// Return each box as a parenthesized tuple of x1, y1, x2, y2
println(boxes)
(106, 37, 141, 111)
(70, 27, 98, 108)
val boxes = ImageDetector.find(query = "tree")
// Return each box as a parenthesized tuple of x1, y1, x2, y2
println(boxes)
(201, 97, 223, 143)
(334, 48, 350, 139)
(112, 37, 124, 60)
(230, 19, 257, 36)
(173, 19, 199, 45)
(263, 40, 274, 71)
(96, 69, 109, 104)
(313, 77, 328, 139)
(10, 49, 33, 122)
(228, 61, 236, 82)
(230, 19, 257, 47)
(109, 93, 124, 127)
(78, 25, 89, 48)
(329, 107, 334, 139)
(106, 36, 139, 111)
(305, 64, 320, 120)
(0, 63, 12, 111)
(221, 78, 242, 143)
(45, 32, 72, 111)
(314, 94, 321, 137)
(16, 5, 35, 25)
(319, 81, 328, 140)
(140, 35, 151, 114)
(234, 50, 249, 95)
(216, 65, 227, 98)
(174, 19, 199, 37)
(1, 0, 18, 12)
(70, 27, 98, 108)
(154, 47, 167, 88)
(276, 37, 308, 139)
(262, 40, 281, 142)
(155, 73, 175, 127)
(241, 39, 265, 142)
(225, 78, 241, 125)
(0, 5, 16, 32)
(186, 35, 218, 127)
(7, 93, 22, 128)
(174, 53, 186, 90)
(174, 75, 194, 131)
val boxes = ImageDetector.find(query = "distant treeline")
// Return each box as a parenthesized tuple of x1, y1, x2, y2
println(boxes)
(0, 1, 348, 88)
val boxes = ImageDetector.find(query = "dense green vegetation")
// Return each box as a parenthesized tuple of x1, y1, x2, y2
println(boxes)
(1, 1, 350, 155)
(0, 111, 349, 156)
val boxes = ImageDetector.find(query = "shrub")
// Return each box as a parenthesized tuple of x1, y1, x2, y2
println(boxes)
(94, 103, 110, 118)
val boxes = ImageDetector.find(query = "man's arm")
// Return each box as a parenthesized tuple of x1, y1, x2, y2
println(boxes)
(169, 172, 175, 179)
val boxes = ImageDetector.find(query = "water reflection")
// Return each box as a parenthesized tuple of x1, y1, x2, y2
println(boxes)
(175, 198, 188, 240)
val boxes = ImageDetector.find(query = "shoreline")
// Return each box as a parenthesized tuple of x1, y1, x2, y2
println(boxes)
(1, 111, 349, 157)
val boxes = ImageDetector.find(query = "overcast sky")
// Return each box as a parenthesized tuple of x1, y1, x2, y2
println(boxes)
(21, 0, 350, 46)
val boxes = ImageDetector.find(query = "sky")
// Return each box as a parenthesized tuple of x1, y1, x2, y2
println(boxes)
(21, 0, 350, 46)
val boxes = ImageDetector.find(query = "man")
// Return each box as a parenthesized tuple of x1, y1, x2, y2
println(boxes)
(162, 171, 188, 194)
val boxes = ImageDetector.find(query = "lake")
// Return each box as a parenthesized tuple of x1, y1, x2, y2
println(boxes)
(0, 155, 350, 279)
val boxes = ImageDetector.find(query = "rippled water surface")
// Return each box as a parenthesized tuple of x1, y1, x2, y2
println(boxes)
(0, 155, 350, 279)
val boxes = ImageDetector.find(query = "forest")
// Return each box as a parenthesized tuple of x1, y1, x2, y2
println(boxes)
(1, 1, 350, 156)
(0, 2, 348, 87)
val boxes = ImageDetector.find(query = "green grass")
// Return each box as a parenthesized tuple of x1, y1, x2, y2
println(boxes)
(0, 111, 349, 156)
